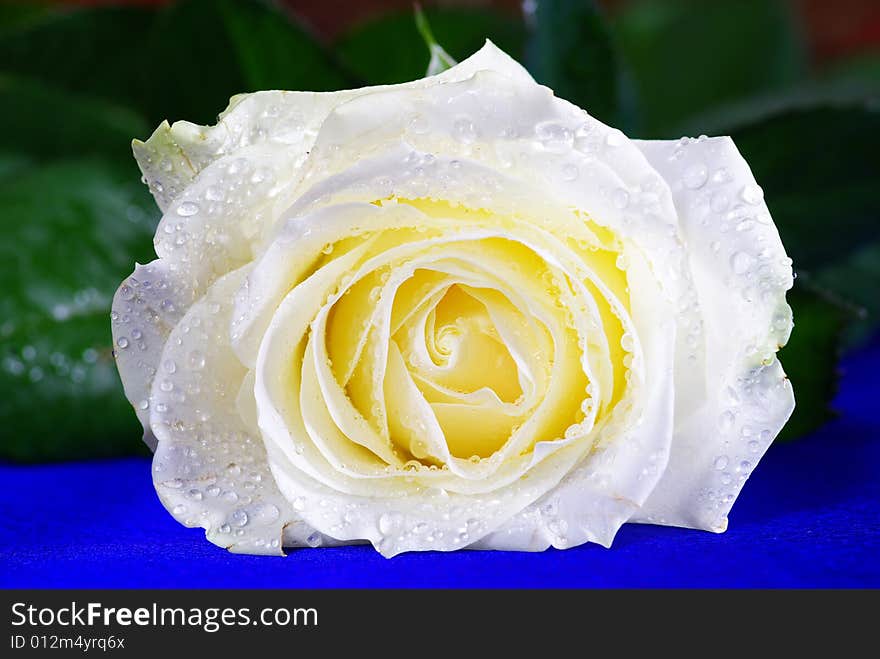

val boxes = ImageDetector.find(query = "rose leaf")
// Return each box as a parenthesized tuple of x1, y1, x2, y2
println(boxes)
(0, 158, 158, 461)
(611, 0, 806, 137)
(524, 0, 638, 132)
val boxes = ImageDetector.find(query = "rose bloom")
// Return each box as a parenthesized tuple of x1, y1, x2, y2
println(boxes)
(112, 43, 794, 557)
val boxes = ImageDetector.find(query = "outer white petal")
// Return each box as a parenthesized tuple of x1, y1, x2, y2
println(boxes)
(148, 267, 327, 554)
(631, 136, 795, 532)
(113, 144, 294, 444)
(111, 259, 194, 450)
(133, 41, 532, 211)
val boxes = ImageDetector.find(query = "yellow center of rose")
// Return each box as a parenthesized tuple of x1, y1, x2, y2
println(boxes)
(313, 197, 631, 473)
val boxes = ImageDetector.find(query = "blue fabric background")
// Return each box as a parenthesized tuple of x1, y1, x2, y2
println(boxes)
(2, 339, 878, 588)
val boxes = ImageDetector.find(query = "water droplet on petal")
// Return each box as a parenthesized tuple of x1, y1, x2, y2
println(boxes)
(453, 118, 476, 144)
(254, 503, 280, 524)
(730, 251, 754, 275)
(561, 164, 578, 181)
(177, 201, 200, 217)
(683, 162, 708, 189)
(188, 350, 206, 370)
(710, 192, 730, 213)
(711, 167, 731, 183)
(719, 410, 735, 431)
(741, 184, 764, 205)
(605, 130, 624, 147)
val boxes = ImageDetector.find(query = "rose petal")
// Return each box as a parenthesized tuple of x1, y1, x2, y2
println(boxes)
(113, 143, 296, 443)
(133, 41, 534, 212)
(147, 267, 325, 554)
(471, 248, 677, 549)
(631, 136, 795, 532)
(111, 259, 193, 448)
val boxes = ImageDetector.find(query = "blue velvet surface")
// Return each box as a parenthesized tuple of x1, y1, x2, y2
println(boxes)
(2, 339, 878, 589)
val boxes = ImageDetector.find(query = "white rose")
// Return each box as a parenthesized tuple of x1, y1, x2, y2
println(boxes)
(112, 42, 794, 557)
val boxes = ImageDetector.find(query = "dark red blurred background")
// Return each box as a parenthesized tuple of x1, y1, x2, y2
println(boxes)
(44, 0, 880, 65)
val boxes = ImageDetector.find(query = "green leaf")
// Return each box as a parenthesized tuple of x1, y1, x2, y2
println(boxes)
(0, 74, 149, 160)
(777, 284, 849, 440)
(612, 0, 806, 137)
(677, 64, 880, 136)
(0, 151, 33, 181)
(816, 53, 880, 90)
(0, 6, 153, 117)
(730, 103, 880, 272)
(0, 2, 54, 38)
(0, 0, 352, 128)
(525, 0, 637, 131)
(336, 7, 525, 86)
(813, 242, 880, 348)
(145, 0, 351, 124)
(0, 158, 159, 462)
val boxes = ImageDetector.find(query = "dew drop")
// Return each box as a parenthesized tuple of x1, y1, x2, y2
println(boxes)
(683, 162, 708, 189)
(714, 455, 729, 471)
(254, 503, 280, 524)
(612, 188, 630, 209)
(231, 509, 249, 527)
(711, 167, 731, 183)
(453, 118, 476, 144)
(605, 130, 624, 147)
(176, 201, 200, 217)
(535, 121, 573, 151)
(719, 410, 735, 431)
(730, 251, 754, 275)
(204, 185, 225, 202)
(378, 512, 401, 535)
(188, 350, 206, 370)
(710, 192, 730, 213)
(741, 184, 764, 205)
